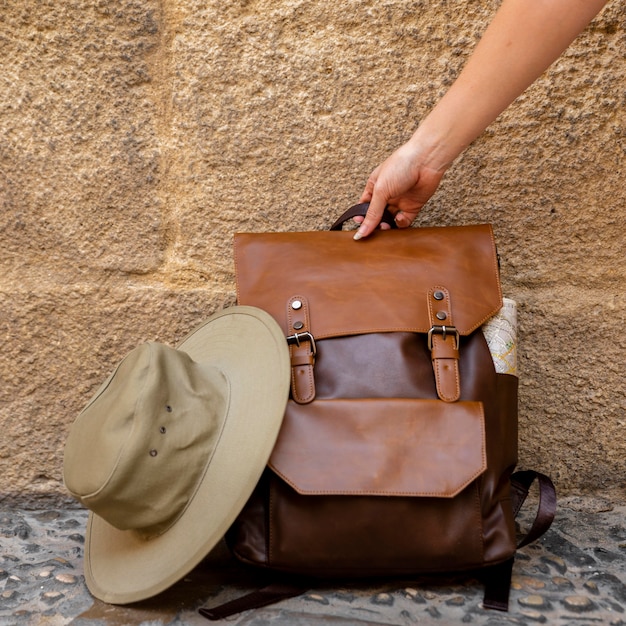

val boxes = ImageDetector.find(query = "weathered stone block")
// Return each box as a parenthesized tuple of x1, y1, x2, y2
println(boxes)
(0, 0, 624, 502)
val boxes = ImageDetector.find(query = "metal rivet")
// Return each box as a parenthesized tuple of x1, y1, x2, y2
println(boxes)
(293, 321, 304, 330)
(291, 300, 302, 310)
(149, 449, 158, 457)
(436, 311, 447, 321)
(166, 405, 172, 412)
(433, 291, 445, 301)
(160, 427, 166, 434)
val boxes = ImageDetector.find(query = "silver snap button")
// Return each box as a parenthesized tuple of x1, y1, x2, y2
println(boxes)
(149, 449, 158, 457)
(433, 291, 445, 301)
(291, 300, 302, 310)
(436, 311, 447, 321)
(293, 321, 304, 330)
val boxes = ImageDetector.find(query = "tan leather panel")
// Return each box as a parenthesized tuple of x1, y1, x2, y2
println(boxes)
(268, 398, 486, 498)
(427, 286, 461, 402)
(235, 225, 502, 338)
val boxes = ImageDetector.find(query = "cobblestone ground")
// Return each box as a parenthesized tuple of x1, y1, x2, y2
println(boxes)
(1, 496, 625, 625)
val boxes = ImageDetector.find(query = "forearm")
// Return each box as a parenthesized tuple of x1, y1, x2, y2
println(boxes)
(412, 0, 609, 171)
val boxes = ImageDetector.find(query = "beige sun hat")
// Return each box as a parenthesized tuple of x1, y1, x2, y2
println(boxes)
(63, 306, 290, 605)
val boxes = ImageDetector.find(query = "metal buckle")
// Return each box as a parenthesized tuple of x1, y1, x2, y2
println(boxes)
(286, 331, 317, 356)
(427, 325, 460, 351)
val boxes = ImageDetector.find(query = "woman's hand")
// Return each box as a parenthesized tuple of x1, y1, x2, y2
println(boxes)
(354, 138, 447, 239)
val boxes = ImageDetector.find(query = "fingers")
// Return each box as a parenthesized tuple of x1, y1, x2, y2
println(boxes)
(359, 166, 380, 204)
(355, 169, 385, 239)
(394, 211, 412, 228)
(355, 148, 441, 239)
(359, 188, 372, 204)
(353, 204, 418, 238)
(353, 211, 399, 230)
(353, 191, 387, 240)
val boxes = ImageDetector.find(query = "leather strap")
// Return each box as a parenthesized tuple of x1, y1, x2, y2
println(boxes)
(427, 287, 461, 402)
(199, 582, 308, 621)
(286, 295, 316, 404)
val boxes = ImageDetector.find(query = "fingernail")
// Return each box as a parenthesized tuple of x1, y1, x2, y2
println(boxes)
(353, 229, 364, 241)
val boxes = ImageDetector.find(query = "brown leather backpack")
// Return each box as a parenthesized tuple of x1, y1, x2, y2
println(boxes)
(200, 205, 556, 620)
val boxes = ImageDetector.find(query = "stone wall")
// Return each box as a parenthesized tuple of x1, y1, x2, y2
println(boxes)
(1, 0, 624, 506)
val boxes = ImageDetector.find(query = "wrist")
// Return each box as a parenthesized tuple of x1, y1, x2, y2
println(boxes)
(406, 115, 467, 175)
(409, 71, 502, 172)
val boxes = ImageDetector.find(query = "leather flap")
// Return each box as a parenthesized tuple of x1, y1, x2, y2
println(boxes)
(235, 225, 502, 338)
(268, 399, 487, 498)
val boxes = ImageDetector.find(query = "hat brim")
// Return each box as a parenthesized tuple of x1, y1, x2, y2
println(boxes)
(82, 306, 290, 604)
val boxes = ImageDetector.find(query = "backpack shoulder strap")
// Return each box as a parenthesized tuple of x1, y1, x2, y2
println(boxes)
(510, 469, 557, 548)
(199, 582, 308, 621)
(482, 470, 557, 611)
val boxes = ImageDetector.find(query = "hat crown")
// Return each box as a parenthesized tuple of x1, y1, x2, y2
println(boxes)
(63, 342, 228, 536)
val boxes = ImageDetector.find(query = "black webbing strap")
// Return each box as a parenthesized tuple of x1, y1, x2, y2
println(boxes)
(482, 470, 557, 611)
(481, 557, 515, 611)
(198, 582, 308, 621)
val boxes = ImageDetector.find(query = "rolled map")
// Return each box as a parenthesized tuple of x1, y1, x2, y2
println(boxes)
(482, 297, 517, 376)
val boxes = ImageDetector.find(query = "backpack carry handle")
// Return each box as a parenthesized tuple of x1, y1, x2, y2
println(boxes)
(330, 202, 398, 231)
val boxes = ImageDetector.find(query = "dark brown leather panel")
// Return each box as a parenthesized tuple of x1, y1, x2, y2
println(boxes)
(313, 332, 438, 400)
(266, 475, 485, 576)
(230, 327, 519, 572)
(226, 471, 270, 566)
